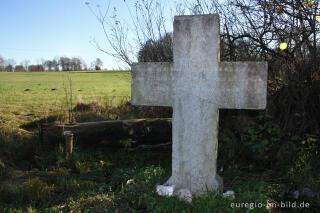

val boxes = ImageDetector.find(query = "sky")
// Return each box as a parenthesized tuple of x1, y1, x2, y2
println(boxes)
(0, 0, 174, 69)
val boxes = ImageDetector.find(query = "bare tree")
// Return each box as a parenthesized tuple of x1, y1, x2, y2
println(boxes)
(5, 58, 16, 67)
(90, 58, 103, 70)
(4, 59, 16, 72)
(44, 60, 54, 71)
(28, 65, 45, 72)
(59, 57, 72, 71)
(183, 0, 320, 82)
(0, 55, 5, 72)
(52, 58, 60, 71)
(86, 0, 172, 67)
(95, 58, 103, 70)
(80, 58, 87, 70)
(21, 59, 30, 71)
(71, 57, 82, 71)
(5, 65, 13, 72)
(182, 0, 320, 134)
(14, 65, 25, 72)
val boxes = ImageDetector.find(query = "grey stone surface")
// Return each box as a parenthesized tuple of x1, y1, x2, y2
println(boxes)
(156, 185, 175, 197)
(130, 14, 268, 196)
(131, 62, 172, 107)
(175, 188, 193, 203)
(223, 190, 235, 199)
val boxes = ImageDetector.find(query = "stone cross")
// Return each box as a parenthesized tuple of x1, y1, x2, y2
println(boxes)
(131, 14, 267, 196)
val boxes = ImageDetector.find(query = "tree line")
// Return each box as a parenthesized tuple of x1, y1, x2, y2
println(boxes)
(0, 56, 103, 72)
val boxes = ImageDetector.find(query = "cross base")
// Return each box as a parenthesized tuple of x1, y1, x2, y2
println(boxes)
(165, 173, 223, 196)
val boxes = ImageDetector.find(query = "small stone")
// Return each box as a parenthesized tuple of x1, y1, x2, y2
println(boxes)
(63, 131, 73, 136)
(126, 179, 134, 186)
(219, 166, 223, 172)
(175, 188, 192, 203)
(58, 204, 66, 209)
(223, 190, 235, 199)
(156, 185, 175, 197)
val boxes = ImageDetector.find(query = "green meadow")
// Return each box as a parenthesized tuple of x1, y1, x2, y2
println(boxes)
(0, 71, 131, 125)
(0, 71, 131, 110)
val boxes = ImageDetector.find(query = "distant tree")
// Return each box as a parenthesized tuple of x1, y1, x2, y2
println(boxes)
(5, 58, 16, 67)
(90, 62, 95, 70)
(44, 60, 54, 71)
(59, 57, 71, 71)
(59, 57, 66, 71)
(4, 59, 16, 72)
(82, 64, 87, 70)
(94, 58, 103, 70)
(71, 57, 82, 71)
(0, 55, 5, 72)
(14, 65, 25, 72)
(28, 65, 45, 72)
(21, 59, 30, 71)
(80, 58, 87, 70)
(5, 65, 13, 72)
(52, 59, 60, 71)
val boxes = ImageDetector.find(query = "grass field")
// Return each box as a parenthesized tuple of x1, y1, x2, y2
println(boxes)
(0, 71, 131, 110)
(0, 71, 131, 126)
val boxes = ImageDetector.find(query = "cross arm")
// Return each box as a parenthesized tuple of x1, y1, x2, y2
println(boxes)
(131, 62, 173, 107)
(217, 62, 268, 110)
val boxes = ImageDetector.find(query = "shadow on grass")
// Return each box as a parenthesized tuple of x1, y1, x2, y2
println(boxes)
(19, 115, 60, 130)
(19, 100, 172, 131)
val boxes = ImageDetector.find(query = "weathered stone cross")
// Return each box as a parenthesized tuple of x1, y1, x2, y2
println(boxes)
(131, 14, 267, 196)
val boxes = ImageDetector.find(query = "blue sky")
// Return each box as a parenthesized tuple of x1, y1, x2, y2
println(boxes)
(0, 0, 155, 69)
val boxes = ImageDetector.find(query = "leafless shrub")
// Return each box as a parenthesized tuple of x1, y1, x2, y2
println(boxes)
(86, 0, 173, 67)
